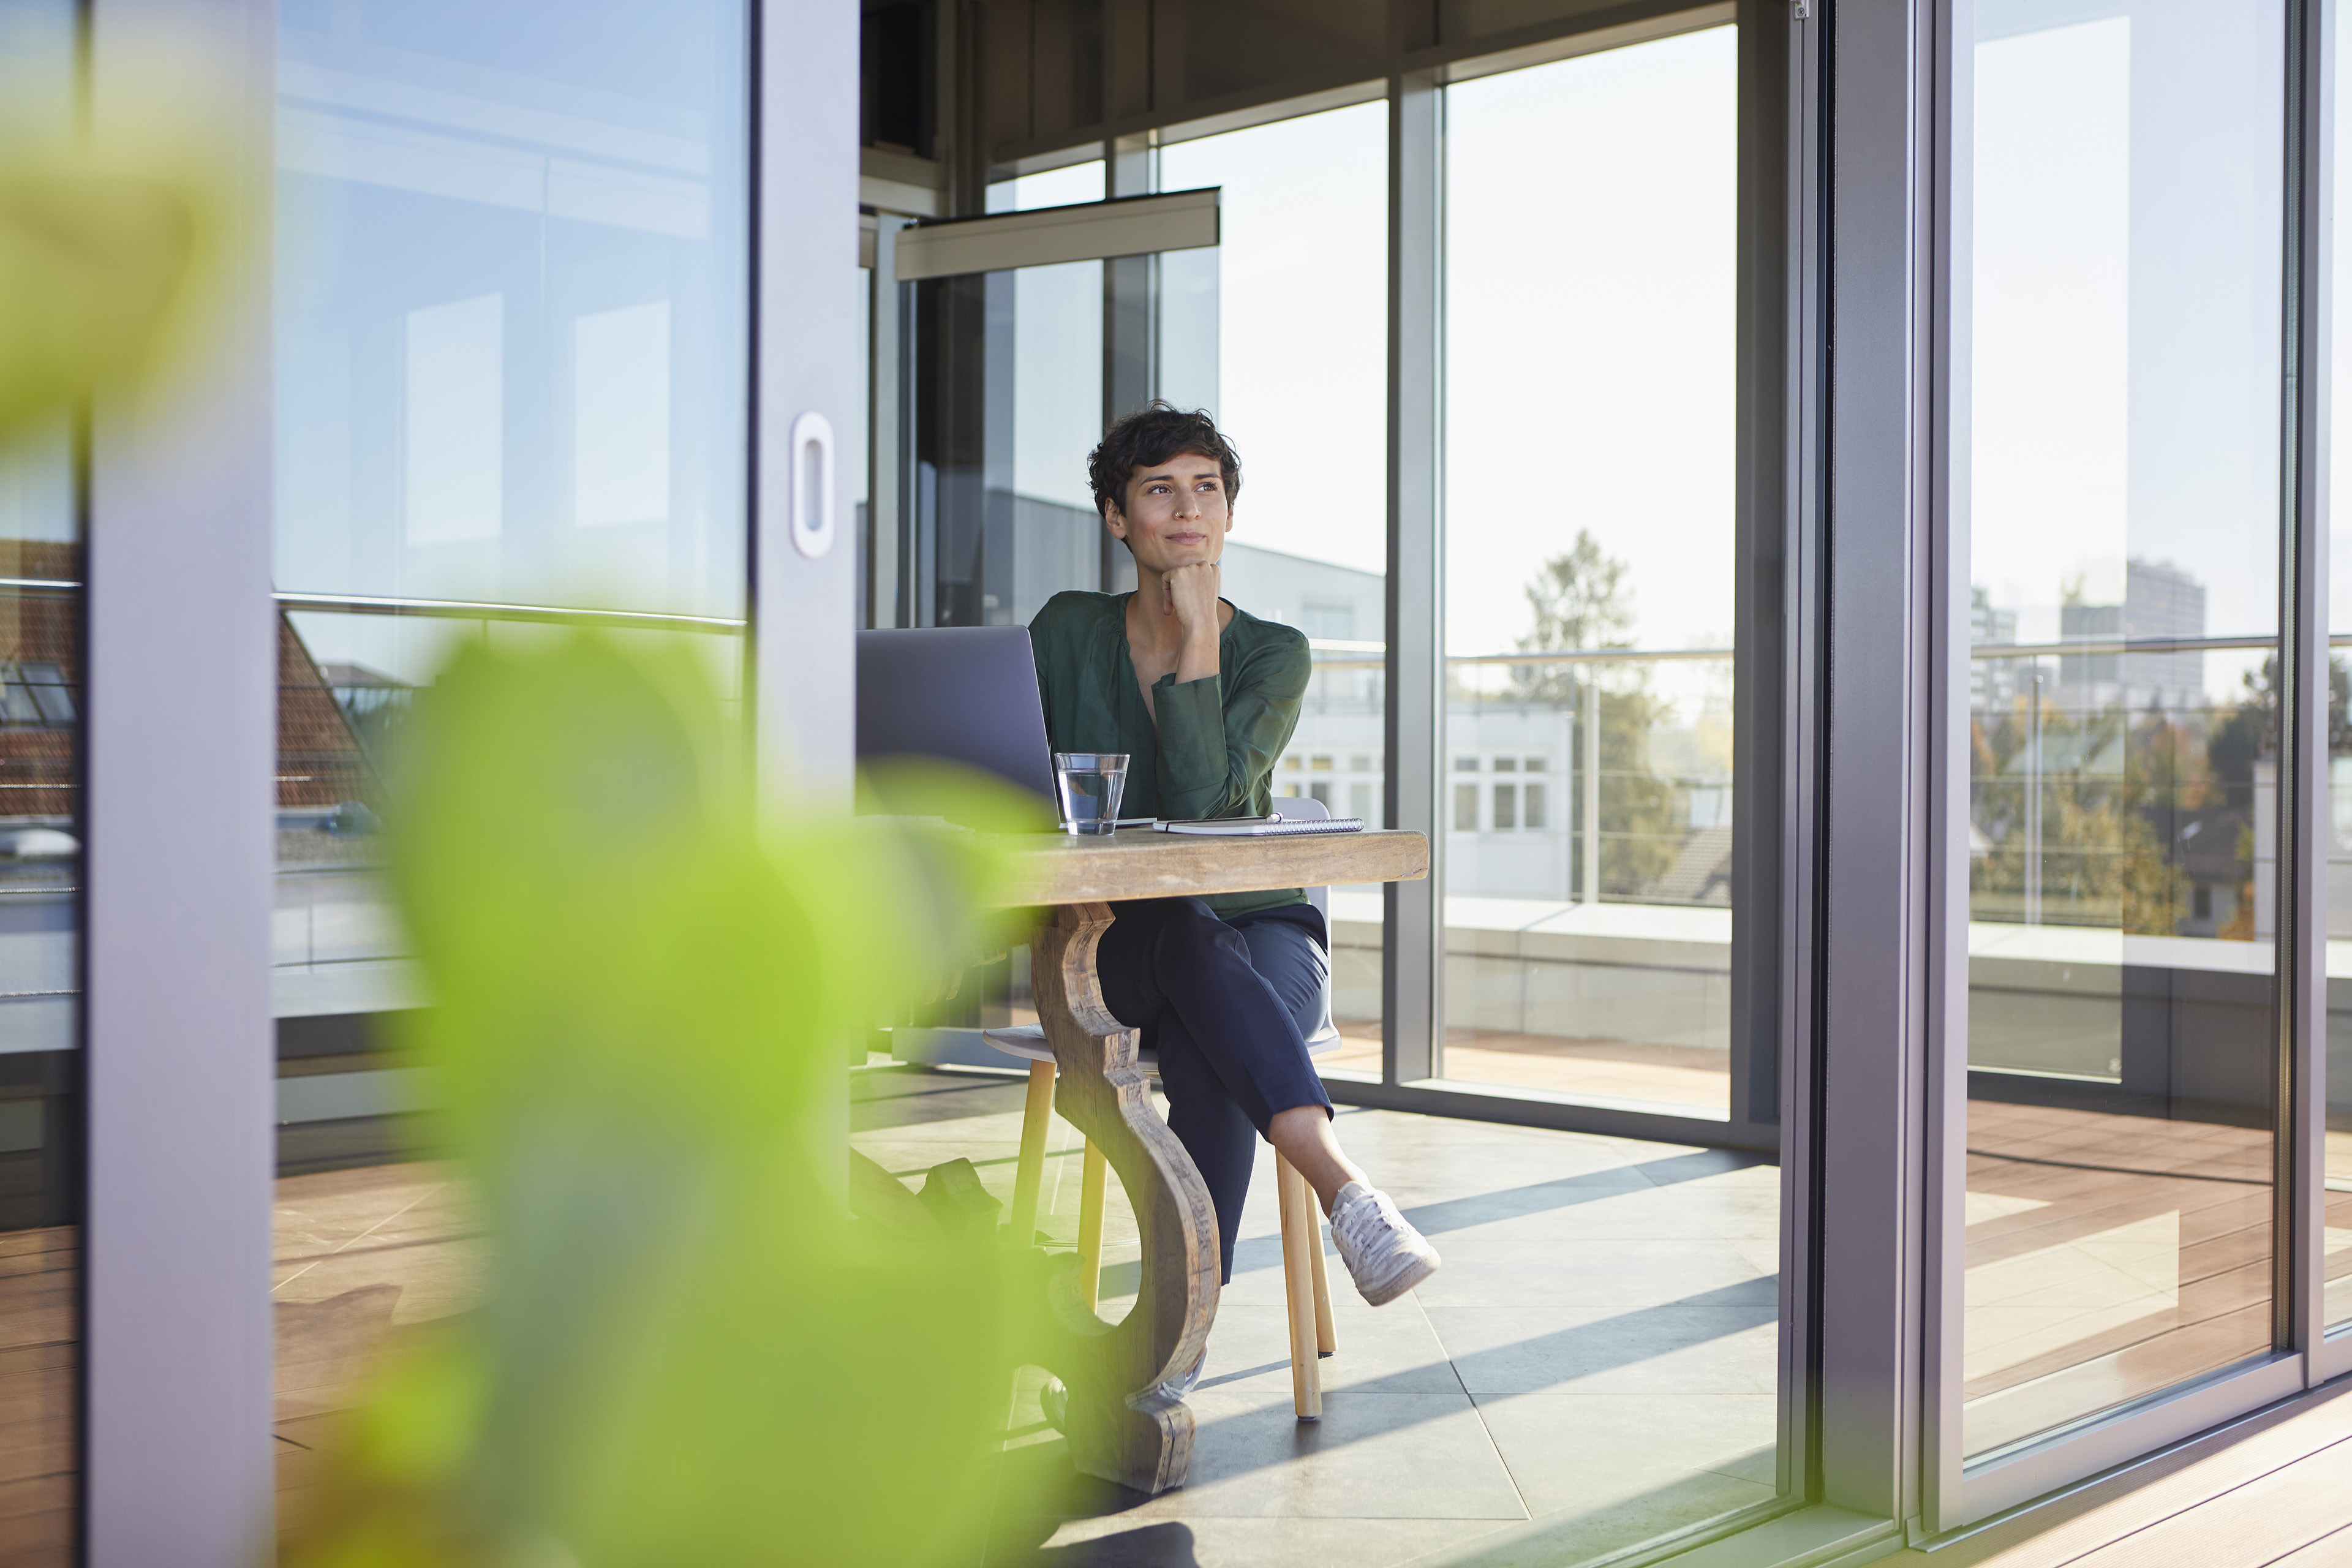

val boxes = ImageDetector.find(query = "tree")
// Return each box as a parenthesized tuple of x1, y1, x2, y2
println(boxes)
(1507, 532, 1682, 899)
(1519, 531, 1633, 658)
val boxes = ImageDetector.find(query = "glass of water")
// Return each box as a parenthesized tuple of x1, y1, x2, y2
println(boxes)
(1053, 752, 1129, 836)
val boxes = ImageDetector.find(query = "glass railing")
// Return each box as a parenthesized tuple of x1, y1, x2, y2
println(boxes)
(1292, 643, 1738, 1104)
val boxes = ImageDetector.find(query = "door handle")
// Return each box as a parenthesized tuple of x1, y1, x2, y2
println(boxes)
(788, 410, 835, 559)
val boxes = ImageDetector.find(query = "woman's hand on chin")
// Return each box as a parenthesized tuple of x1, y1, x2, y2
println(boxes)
(1164, 561, 1223, 634)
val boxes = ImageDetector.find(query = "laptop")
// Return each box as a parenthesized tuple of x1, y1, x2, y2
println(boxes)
(855, 627, 1061, 829)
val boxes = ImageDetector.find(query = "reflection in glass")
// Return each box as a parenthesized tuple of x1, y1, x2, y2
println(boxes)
(1964, 0, 2282, 1457)
(914, 165, 1106, 633)
(2325, 0, 2352, 1332)
(0, 4, 80, 1558)
(1440, 29, 1738, 1112)
(269, 0, 752, 1524)
(1161, 103, 1389, 1065)
(0, 431, 80, 1568)
(275, 0, 749, 617)
(993, 164, 1109, 608)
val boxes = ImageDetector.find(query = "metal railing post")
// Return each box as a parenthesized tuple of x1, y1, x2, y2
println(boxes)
(1582, 668, 1602, 905)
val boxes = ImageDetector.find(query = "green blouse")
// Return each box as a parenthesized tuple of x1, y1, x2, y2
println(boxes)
(1027, 589, 1311, 919)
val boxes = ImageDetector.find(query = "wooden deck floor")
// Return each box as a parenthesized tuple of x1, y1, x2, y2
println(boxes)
(1960, 1098, 2278, 1456)
(1887, 1380, 2352, 1567)
(0, 1227, 72, 1568)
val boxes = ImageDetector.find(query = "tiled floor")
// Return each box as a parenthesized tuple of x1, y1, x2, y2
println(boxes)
(849, 1067, 1784, 1568)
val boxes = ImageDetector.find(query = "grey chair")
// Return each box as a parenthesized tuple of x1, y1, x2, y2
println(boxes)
(983, 794, 1343, 1418)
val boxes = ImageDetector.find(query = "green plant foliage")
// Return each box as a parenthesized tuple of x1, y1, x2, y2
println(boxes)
(0, 167, 197, 429)
(281, 632, 1044, 1568)
(0, 113, 224, 435)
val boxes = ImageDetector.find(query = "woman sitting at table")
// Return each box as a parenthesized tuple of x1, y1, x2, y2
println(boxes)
(1027, 402, 1442, 1324)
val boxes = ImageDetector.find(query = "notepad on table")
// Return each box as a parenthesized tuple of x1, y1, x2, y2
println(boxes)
(1152, 816, 1366, 837)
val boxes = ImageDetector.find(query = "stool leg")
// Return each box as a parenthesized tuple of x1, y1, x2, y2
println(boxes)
(1077, 1139, 1107, 1313)
(1008, 1059, 1055, 1247)
(1306, 1193, 1336, 1355)
(1276, 1153, 1322, 1420)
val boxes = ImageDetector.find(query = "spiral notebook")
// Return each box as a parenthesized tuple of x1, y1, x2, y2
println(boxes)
(1152, 816, 1366, 837)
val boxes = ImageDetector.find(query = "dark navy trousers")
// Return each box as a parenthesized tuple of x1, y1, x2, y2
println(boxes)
(1092, 897, 1335, 1283)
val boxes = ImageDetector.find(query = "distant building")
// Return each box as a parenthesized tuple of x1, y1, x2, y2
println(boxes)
(1970, 586, 2018, 712)
(2056, 558, 2207, 716)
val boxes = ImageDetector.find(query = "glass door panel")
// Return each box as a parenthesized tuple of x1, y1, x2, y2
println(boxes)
(0, 435, 80, 1568)
(2324, 0, 2352, 1333)
(915, 164, 1106, 632)
(0, 6, 83, 1559)
(1964, 0, 2284, 1458)
(1160, 102, 1390, 1070)
(271, 0, 753, 1523)
(1440, 26, 1739, 1114)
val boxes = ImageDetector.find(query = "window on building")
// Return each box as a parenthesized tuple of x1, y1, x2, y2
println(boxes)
(1300, 600, 1356, 640)
(1453, 782, 1479, 832)
(0, 668, 41, 726)
(18, 662, 73, 726)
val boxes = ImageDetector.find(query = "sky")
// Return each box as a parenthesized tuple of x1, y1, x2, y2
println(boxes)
(1442, 28, 1737, 657)
(1973, 6, 2286, 703)
(1161, 104, 1392, 579)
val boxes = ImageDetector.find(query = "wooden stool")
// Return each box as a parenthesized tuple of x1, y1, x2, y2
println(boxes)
(996, 1040, 1338, 1419)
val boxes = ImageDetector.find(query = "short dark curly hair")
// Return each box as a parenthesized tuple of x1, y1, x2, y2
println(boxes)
(1087, 402, 1242, 521)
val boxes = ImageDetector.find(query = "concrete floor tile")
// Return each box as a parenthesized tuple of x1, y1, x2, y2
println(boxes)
(1408, 1474, 1776, 1568)
(1424, 1306, 1778, 1396)
(1470, 1391, 1777, 1521)
(1184, 1300, 1465, 1401)
(1381, 1185, 1739, 1243)
(1124, 1391, 1529, 1520)
(1409, 1238, 1776, 1310)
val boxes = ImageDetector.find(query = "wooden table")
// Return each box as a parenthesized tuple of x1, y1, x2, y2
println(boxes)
(986, 826, 1428, 1494)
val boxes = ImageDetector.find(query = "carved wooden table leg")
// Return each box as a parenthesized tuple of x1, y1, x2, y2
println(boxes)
(1028, 900, 1219, 1494)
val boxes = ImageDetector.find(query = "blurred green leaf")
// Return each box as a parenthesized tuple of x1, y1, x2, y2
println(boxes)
(282, 633, 1044, 1567)
(0, 164, 202, 431)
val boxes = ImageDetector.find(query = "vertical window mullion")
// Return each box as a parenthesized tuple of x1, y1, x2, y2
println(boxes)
(1384, 70, 1444, 1085)
(2288, 0, 2332, 1376)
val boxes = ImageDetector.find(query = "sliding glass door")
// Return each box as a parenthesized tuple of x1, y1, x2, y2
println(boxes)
(1941, 0, 2309, 1517)
(270, 0, 752, 1522)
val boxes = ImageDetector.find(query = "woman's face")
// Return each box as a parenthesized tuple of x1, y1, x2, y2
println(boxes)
(1106, 450, 1232, 575)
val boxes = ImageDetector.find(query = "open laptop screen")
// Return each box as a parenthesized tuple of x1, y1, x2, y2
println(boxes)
(854, 627, 1060, 829)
